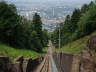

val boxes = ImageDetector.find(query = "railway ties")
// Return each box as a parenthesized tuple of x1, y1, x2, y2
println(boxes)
(40, 54, 50, 72)
(35, 41, 58, 72)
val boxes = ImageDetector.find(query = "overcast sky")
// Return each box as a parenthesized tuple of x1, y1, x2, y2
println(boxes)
(5, 0, 94, 3)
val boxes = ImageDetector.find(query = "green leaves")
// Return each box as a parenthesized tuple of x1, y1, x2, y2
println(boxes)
(77, 5, 96, 38)
(0, 2, 48, 52)
(52, 1, 96, 48)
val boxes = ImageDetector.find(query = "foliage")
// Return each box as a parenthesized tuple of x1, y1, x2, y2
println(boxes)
(0, 2, 48, 52)
(51, 1, 96, 48)
(57, 32, 96, 54)
(0, 42, 44, 60)
(75, 4, 96, 39)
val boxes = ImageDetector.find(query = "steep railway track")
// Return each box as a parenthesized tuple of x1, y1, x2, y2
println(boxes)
(40, 55, 50, 72)
(35, 41, 58, 72)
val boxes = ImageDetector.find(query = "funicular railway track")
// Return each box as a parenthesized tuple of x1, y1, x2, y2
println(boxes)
(35, 41, 58, 72)
(40, 54, 50, 72)
(35, 50, 51, 72)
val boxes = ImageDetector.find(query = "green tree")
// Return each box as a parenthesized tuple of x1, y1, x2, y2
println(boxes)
(32, 13, 42, 37)
(0, 2, 48, 52)
(0, 2, 18, 45)
(76, 4, 96, 38)
(70, 9, 81, 33)
(81, 4, 89, 13)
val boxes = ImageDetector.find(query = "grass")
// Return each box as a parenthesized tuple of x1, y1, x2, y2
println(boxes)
(57, 31, 96, 54)
(0, 43, 45, 61)
(42, 47, 48, 53)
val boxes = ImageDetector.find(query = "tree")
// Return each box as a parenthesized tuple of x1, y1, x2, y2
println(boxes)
(76, 4, 96, 38)
(51, 2, 96, 48)
(0, 2, 48, 52)
(81, 1, 94, 14)
(32, 13, 42, 37)
(70, 9, 81, 33)
(9, 4, 17, 14)
(63, 15, 71, 33)
(42, 29, 49, 47)
(0, 2, 18, 45)
(81, 4, 89, 13)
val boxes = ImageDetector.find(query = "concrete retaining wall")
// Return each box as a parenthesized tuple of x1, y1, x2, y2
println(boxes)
(53, 53, 80, 72)
(0, 56, 43, 72)
(80, 48, 96, 72)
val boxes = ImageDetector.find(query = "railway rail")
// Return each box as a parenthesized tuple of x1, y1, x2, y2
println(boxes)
(34, 41, 58, 72)
(40, 55, 50, 72)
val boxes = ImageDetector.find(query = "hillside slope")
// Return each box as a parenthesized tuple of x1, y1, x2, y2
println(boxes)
(0, 43, 44, 60)
(59, 31, 96, 54)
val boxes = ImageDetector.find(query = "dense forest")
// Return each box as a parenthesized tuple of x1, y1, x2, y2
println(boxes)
(0, 2, 48, 52)
(51, 1, 96, 48)
(0, 1, 96, 52)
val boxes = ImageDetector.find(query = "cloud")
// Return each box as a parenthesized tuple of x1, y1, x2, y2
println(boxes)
(5, 0, 94, 2)
(5, 0, 94, 4)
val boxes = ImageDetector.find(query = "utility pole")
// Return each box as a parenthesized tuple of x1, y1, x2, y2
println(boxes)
(59, 24, 61, 49)
(58, 0, 61, 50)
(53, 8, 55, 17)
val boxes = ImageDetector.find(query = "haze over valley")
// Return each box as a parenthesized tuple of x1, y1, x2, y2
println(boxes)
(5, 0, 94, 31)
